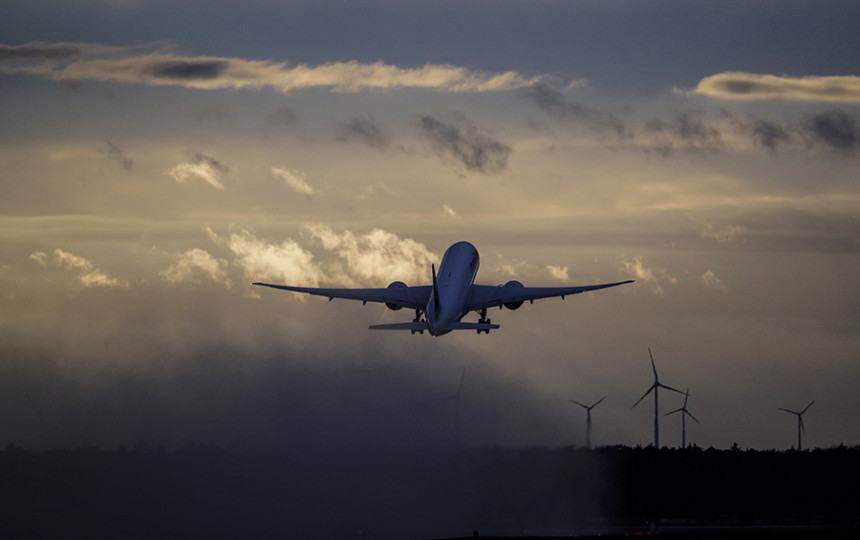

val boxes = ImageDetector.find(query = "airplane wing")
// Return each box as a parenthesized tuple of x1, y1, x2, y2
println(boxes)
(251, 282, 432, 311)
(466, 280, 634, 311)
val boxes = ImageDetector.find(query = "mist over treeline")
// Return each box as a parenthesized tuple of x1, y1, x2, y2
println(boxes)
(1, 443, 856, 539)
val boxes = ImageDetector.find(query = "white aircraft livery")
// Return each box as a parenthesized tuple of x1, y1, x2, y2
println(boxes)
(253, 241, 634, 336)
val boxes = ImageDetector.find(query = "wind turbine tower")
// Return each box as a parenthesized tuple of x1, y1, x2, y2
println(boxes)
(632, 348, 684, 448)
(570, 396, 606, 448)
(779, 401, 814, 451)
(665, 388, 699, 448)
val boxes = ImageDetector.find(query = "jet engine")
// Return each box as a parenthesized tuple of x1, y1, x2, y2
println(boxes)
(502, 280, 525, 310)
(384, 281, 408, 310)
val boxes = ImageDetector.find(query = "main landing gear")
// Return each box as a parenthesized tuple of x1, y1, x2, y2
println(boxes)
(411, 309, 425, 335)
(477, 308, 492, 334)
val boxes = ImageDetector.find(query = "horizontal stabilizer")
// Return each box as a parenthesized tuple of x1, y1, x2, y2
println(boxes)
(369, 322, 431, 331)
(368, 321, 500, 332)
(448, 322, 500, 331)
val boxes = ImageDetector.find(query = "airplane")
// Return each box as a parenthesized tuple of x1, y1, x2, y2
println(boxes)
(252, 241, 634, 337)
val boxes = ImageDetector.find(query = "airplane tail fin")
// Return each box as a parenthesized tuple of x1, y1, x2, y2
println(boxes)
(431, 263, 441, 314)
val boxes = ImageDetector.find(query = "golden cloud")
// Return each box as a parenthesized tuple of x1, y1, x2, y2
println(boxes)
(688, 72, 860, 102)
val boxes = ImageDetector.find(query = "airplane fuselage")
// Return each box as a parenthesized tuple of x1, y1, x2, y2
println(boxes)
(425, 241, 481, 336)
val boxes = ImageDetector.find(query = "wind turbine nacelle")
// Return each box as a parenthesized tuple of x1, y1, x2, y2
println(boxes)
(384, 281, 408, 310)
(502, 280, 525, 310)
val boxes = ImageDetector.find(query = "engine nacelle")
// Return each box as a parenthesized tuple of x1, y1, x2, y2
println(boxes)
(384, 281, 408, 310)
(502, 280, 525, 310)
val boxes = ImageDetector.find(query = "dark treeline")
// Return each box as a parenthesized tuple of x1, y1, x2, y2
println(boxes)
(0, 443, 857, 538)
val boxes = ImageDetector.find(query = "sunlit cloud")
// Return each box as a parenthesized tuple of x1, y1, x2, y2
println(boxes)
(271, 167, 315, 195)
(222, 230, 322, 287)
(0, 41, 545, 94)
(701, 270, 729, 292)
(493, 256, 538, 280)
(30, 249, 127, 288)
(442, 204, 458, 217)
(688, 72, 860, 103)
(546, 265, 570, 282)
(161, 248, 230, 287)
(165, 153, 230, 190)
(700, 222, 747, 246)
(304, 224, 436, 285)
(618, 255, 676, 296)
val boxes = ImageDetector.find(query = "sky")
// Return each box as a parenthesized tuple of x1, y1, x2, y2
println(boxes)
(1, 0, 858, 452)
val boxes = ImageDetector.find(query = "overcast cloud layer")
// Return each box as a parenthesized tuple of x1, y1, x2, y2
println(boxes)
(1, 0, 859, 452)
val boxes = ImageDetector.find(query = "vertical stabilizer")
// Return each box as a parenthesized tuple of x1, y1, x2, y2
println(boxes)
(431, 263, 441, 314)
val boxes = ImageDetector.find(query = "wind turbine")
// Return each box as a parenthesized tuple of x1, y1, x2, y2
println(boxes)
(570, 396, 606, 448)
(632, 348, 684, 448)
(779, 401, 814, 451)
(665, 389, 699, 449)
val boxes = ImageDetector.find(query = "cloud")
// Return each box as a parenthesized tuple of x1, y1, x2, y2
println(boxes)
(492, 256, 538, 280)
(417, 113, 511, 173)
(271, 167, 315, 195)
(1, 41, 544, 94)
(729, 110, 859, 154)
(335, 117, 389, 148)
(688, 72, 860, 103)
(161, 248, 230, 287)
(700, 222, 747, 246)
(701, 270, 728, 292)
(749, 119, 792, 151)
(0, 42, 83, 62)
(304, 225, 436, 285)
(101, 141, 133, 170)
(222, 230, 322, 287)
(265, 106, 298, 127)
(165, 152, 230, 189)
(546, 265, 569, 282)
(201, 226, 436, 289)
(642, 112, 724, 155)
(523, 82, 628, 137)
(619, 255, 676, 295)
(442, 204, 457, 217)
(803, 110, 859, 153)
(30, 249, 126, 288)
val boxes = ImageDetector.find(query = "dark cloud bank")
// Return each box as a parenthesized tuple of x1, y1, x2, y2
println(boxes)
(417, 112, 511, 173)
(336, 116, 389, 148)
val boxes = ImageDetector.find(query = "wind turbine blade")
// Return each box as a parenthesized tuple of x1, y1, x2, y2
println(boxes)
(658, 382, 685, 394)
(571, 400, 588, 409)
(686, 410, 700, 424)
(648, 348, 658, 378)
(631, 385, 655, 409)
(801, 400, 814, 414)
(665, 408, 683, 416)
(779, 408, 797, 414)
(800, 417, 806, 434)
(592, 396, 607, 408)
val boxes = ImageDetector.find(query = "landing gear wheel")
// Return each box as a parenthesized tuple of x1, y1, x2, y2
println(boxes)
(411, 316, 424, 334)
